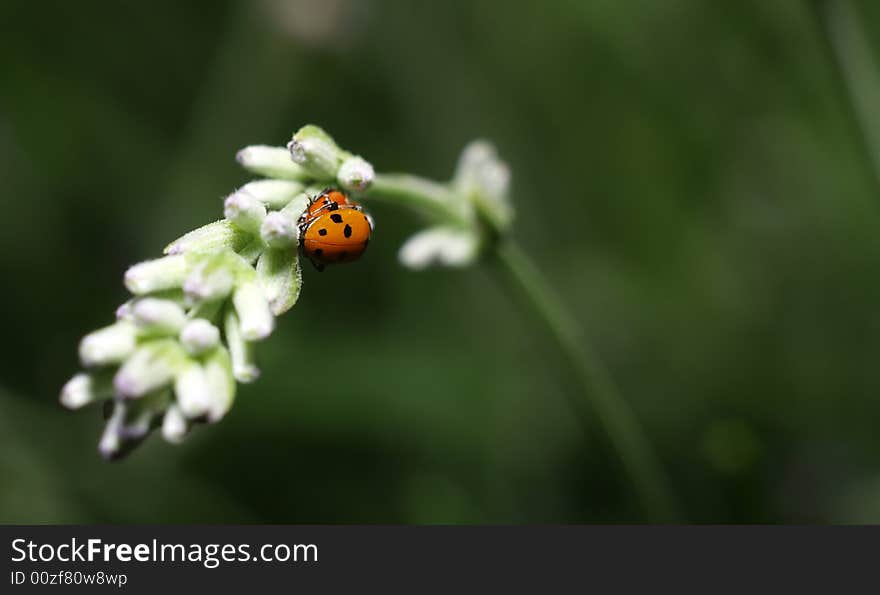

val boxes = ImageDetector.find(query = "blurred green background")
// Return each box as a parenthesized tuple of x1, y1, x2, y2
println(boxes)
(2, 0, 880, 523)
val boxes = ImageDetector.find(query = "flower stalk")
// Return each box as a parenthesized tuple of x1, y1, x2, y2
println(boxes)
(361, 145, 680, 522)
(61, 123, 679, 521)
(809, 0, 880, 197)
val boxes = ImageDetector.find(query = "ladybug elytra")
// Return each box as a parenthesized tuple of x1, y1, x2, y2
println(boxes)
(298, 188, 373, 271)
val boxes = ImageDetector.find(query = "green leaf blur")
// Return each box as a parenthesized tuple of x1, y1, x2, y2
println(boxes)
(2, 0, 879, 523)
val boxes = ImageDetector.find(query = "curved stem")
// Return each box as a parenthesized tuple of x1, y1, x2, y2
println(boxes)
(809, 0, 880, 194)
(491, 241, 680, 522)
(364, 170, 680, 520)
(362, 174, 473, 227)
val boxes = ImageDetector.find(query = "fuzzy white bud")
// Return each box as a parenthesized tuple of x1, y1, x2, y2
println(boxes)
(224, 309, 260, 382)
(161, 403, 189, 444)
(235, 145, 308, 180)
(238, 179, 305, 209)
(257, 247, 303, 316)
(79, 322, 137, 367)
(98, 404, 125, 460)
(399, 227, 480, 270)
(288, 137, 341, 180)
(164, 220, 247, 256)
(124, 255, 188, 295)
(113, 341, 183, 399)
(224, 190, 267, 234)
(174, 362, 212, 419)
(179, 319, 220, 355)
(132, 298, 187, 335)
(338, 156, 375, 192)
(60, 372, 112, 410)
(183, 257, 235, 303)
(115, 301, 134, 321)
(204, 348, 235, 423)
(260, 211, 299, 249)
(232, 282, 275, 341)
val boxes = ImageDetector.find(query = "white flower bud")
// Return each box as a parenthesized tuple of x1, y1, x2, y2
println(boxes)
(257, 247, 303, 316)
(132, 298, 187, 335)
(115, 301, 134, 321)
(236, 145, 308, 180)
(238, 179, 305, 209)
(232, 281, 275, 341)
(114, 340, 185, 399)
(164, 220, 250, 256)
(98, 403, 124, 460)
(287, 124, 345, 180)
(124, 255, 188, 295)
(224, 190, 267, 234)
(338, 156, 375, 192)
(204, 347, 235, 423)
(79, 321, 137, 367)
(179, 319, 220, 355)
(60, 371, 113, 409)
(162, 403, 189, 444)
(454, 140, 513, 231)
(174, 362, 211, 419)
(99, 391, 170, 459)
(288, 138, 340, 180)
(183, 254, 236, 303)
(224, 309, 259, 383)
(260, 210, 299, 249)
(399, 227, 480, 270)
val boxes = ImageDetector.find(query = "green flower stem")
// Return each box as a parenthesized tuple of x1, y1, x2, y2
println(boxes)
(492, 241, 679, 522)
(810, 0, 880, 193)
(363, 173, 681, 522)
(364, 174, 472, 227)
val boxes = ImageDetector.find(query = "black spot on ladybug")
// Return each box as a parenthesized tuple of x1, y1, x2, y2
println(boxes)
(318, 228, 327, 236)
(330, 213, 343, 223)
(314, 248, 324, 258)
(343, 224, 352, 238)
(328, 202, 339, 211)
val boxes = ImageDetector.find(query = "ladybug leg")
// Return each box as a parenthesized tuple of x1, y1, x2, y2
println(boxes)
(304, 254, 325, 272)
(297, 238, 326, 272)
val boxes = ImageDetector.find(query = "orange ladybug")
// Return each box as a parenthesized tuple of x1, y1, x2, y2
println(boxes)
(298, 188, 373, 271)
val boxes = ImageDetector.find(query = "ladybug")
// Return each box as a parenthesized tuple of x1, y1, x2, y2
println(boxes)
(298, 188, 373, 271)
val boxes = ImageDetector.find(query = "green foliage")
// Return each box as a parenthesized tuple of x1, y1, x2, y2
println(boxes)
(2, 0, 880, 523)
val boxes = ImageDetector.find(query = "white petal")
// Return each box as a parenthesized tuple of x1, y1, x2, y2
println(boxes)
(337, 156, 375, 192)
(113, 341, 184, 399)
(233, 282, 275, 341)
(260, 211, 299, 249)
(162, 403, 189, 444)
(124, 255, 188, 295)
(257, 247, 302, 316)
(398, 227, 479, 270)
(238, 179, 305, 209)
(132, 298, 187, 335)
(179, 319, 220, 355)
(174, 363, 211, 419)
(60, 372, 112, 409)
(236, 145, 308, 180)
(79, 322, 137, 367)
(224, 309, 260, 383)
(224, 191, 267, 234)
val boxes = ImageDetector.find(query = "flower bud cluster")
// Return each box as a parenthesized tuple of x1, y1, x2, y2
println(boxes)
(62, 125, 375, 459)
